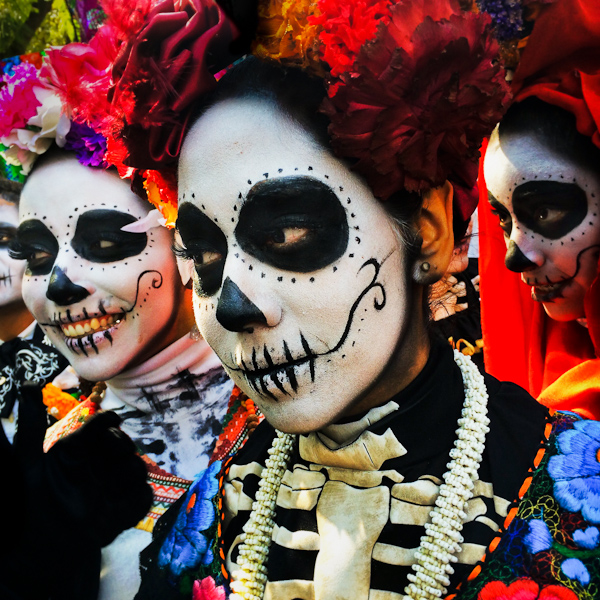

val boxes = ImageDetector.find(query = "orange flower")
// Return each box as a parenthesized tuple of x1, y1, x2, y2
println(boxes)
(142, 168, 178, 228)
(42, 383, 80, 420)
(252, 0, 325, 75)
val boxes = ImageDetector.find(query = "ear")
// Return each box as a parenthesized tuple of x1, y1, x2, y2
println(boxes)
(412, 181, 454, 284)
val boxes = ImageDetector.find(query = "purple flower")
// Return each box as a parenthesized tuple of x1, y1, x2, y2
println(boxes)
(63, 121, 107, 167)
(478, 0, 524, 40)
(548, 420, 600, 523)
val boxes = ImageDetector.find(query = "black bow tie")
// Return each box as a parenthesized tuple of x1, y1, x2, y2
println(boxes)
(0, 326, 70, 419)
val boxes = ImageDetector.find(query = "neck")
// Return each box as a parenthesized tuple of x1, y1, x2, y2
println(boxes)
(344, 287, 430, 418)
(0, 301, 34, 341)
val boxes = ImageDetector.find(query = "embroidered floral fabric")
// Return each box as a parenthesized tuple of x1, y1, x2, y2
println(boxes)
(457, 412, 600, 600)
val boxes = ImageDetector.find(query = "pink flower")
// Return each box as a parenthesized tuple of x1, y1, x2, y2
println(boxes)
(0, 63, 42, 139)
(192, 576, 227, 600)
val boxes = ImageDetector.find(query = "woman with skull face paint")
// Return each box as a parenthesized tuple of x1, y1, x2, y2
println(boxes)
(480, 0, 600, 420)
(0, 16, 237, 600)
(110, 0, 600, 599)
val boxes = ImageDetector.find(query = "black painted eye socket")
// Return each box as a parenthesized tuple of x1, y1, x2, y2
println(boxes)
(512, 181, 588, 239)
(11, 219, 58, 275)
(71, 209, 147, 263)
(236, 176, 349, 272)
(176, 203, 228, 297)
(488, 194, 513, 236)
(0, 225, 17, 248)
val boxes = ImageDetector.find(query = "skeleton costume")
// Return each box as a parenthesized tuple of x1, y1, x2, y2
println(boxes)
(479, 0, 600, 419)
(110, 0, 600, 599)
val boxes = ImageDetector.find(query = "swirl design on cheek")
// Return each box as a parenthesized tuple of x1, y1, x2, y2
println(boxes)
(221, 255, 390, 399)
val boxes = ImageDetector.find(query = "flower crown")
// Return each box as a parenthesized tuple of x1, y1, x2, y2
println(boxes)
(0, 0, 179, 227)
(108, 0, 512, 228)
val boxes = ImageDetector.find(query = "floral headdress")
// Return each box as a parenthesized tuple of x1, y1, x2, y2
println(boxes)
(0, 0, 182, 227)
(109, 0, 512, 230)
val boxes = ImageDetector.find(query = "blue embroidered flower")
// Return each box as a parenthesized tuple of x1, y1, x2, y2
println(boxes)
(524, 519, 553, 554)
(573, 526, 600, 550)
(561, 558, 591, 586)
(548, 420, 600, 523)
(159, 460, 222, 579)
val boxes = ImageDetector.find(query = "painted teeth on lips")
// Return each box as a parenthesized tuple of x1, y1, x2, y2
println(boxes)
(61, 314, 123, 338)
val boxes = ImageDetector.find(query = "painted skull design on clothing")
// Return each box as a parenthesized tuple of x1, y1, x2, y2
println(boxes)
(485, 129, 600, 322)
(0, 199, 26, 310)
(177, 99, 421, 434)
(16, 154, 190, 381)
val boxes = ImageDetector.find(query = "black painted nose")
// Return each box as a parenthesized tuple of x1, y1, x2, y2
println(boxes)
(46, 266, 90, 306)
(216, 277, 267, 333)
(505, 240, 537, 273)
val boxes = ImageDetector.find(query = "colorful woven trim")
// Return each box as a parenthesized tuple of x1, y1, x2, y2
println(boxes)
(136, 455, 193, 533)
(210, 386, 262, 464)
(43, 396, 100, 452)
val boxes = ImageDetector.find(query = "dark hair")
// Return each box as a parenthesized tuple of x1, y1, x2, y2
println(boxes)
(498, 96, 600, 172)
(191, 56, 425, 260)
(0, 178, 23, 205)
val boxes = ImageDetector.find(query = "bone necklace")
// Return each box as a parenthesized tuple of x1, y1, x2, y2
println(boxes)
(230, 350, 490, 600)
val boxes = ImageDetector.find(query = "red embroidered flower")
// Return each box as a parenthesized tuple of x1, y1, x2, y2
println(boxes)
(478, 579, 579, 600)
(192, 576, 226, 600)
(110, 0, 238, 170)
(321, 0, 510, 214)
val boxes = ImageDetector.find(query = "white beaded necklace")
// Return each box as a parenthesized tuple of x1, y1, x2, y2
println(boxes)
(230, 350, 490, 600)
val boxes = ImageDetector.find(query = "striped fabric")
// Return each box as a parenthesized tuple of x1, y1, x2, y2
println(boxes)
(221, 344, 550, 599)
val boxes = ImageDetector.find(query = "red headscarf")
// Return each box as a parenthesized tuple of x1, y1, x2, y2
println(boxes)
(479, 0, 600, 419)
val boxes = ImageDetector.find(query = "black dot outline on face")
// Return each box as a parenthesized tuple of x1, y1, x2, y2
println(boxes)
(70, 209, 148, 263)
(235, 176, 349, 273)
(511, 181, 588, 240)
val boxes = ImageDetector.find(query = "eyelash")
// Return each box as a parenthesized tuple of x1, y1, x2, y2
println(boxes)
(172, 241, 194, 262)
(8, 239, 31, 261)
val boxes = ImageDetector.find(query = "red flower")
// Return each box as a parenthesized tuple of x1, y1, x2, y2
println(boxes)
(310, 0, 392, 79)
(478, 579, 579, 600)
(322, 0, 510, 216)
(110, 0, 238, 170)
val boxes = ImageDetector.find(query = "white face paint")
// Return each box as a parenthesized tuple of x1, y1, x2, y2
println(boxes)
(484, 128, 600, 322)
(0, 198, 25, 308)
(17, 155, 190, 381)
(178, 99, 420, 434)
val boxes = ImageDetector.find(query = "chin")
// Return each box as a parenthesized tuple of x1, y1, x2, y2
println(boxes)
(542, 301, 585, 323)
